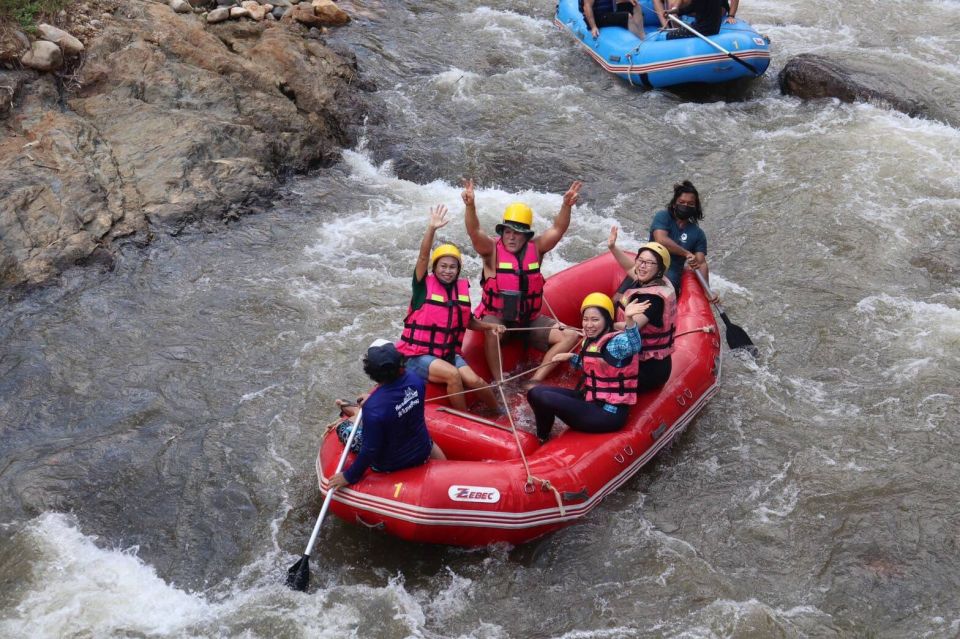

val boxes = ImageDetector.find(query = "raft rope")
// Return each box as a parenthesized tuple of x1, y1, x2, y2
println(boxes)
(494, 336, 567, 517)
(674, 325, 715, 338)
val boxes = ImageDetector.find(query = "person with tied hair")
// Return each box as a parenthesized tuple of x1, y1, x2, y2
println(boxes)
(648, 180, 717, 301)
(395, 204, 504, 413)
(526, 292, 650, 442)
(608, 228, 678, 391)
(329, 339, 445, 489)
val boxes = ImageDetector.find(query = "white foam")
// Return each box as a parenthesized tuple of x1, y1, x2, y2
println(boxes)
(1, 513, 211, 638)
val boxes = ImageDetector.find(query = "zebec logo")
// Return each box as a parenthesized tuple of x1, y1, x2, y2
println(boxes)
(448, 485, 501, 503)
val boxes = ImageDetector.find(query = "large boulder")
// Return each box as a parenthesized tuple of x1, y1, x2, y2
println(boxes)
(37, 23, 85, 55)
(20, 40, 64, 72)
(778, 54, 927, 118)
(0, 29, 31, 67)
(0, 0, 368, 289)
(311, 0, 349, 25)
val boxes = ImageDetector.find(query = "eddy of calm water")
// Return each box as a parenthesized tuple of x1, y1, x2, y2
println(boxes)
(1, 0, 959, 637)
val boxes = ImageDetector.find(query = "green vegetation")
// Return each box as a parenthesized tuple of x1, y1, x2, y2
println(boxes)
(0, 0, 74, 33)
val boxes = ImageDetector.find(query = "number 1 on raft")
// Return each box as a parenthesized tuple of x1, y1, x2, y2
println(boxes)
(394, 482, 403, 498)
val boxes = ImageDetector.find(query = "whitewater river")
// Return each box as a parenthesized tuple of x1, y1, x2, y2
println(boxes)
(2, 0, 959, 636)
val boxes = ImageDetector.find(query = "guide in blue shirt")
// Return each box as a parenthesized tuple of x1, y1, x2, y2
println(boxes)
(329, 340, 446, 488)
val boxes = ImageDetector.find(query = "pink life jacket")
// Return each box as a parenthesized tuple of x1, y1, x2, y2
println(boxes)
(579, 330, 641, 405)
(396, 274, 471, 361)
(615, 277, 677, 361)
(475, 239, 544, 323)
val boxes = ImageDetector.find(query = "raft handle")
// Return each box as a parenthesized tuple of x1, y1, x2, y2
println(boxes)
(614, 453, 625, 464)
(677, 394, 687, 407)
(561, 488, 590, 502)
(623, 445, 634, 456)
(684, 389, 693, 399)
(652, 423, 668, 441)
(355, 515, 385, 530)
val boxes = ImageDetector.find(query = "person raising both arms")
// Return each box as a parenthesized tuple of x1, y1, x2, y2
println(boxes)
(648, 180, 718, 302)
(526, 293, 650, 442)
(395, 204, 504, 413)
(462, 179, 582, 385)
(581, 0, 645, 39)
(608, 229, 678, 391)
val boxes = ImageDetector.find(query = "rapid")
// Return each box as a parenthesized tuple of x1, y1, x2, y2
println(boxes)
(2, 0, 959, 636)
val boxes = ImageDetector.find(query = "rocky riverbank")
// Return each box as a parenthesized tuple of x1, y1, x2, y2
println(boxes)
(0, 0, 370, 291)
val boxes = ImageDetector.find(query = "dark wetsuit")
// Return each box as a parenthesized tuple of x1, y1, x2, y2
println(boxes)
(665, 0, 723, 38)
(583, 0, 636, 30)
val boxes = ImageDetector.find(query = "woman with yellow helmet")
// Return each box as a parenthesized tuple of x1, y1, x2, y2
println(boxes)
(607, 226, 677, 391)
(395, 205, 504, 412)
(526, 292, 650, 442)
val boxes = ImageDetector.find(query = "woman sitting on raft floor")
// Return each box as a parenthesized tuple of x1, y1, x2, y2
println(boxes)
(395, 205, 504, 413)
(526, 293, 650, 442)
(608, 229, 677, 391)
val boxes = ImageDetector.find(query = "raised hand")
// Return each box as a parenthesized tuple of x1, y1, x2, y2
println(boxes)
(607, 225, 619, 249)
(429, 204, 449, 230)
(461, 178, 475, 207)
(624, 298, 651, 320)
(562, 181, 583, 208)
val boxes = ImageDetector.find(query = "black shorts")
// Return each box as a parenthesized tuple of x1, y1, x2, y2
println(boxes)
(594, 2, 634, 28)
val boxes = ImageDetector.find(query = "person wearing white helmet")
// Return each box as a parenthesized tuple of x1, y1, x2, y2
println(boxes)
(461, 179, 583, 385)
(395, 205, 504, 413)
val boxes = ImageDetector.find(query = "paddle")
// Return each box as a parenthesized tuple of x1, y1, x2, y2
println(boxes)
(693, 270, 758, 358)
(665, 14, 760, 76)
(286, 409, 362, 592)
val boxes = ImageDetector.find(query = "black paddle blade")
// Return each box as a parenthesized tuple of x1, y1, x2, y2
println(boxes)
(719, 312, 758, 358)
(286, 555, 310, 591)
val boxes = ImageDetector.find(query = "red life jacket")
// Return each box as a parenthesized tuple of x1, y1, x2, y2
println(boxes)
(396, 274, 471, 360)
(579, 331, 641, 405)
(615, 278, 677, 361)
(475, 239, 544, 323)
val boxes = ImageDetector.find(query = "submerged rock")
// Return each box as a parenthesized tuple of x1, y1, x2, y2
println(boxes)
(778, 54, 927, 118)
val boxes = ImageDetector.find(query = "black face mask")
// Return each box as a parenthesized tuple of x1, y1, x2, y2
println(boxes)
(674, 204, 697, 220)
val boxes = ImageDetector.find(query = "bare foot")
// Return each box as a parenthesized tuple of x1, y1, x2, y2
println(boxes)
(336, 399, 359, 418)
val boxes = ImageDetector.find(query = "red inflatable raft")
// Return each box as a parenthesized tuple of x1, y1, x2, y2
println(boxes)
(316, 253, 721, 546)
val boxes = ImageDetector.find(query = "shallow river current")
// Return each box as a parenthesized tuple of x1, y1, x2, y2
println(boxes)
(2, 0, 960, 636)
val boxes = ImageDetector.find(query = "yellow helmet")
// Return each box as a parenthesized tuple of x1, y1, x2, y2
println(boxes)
(637, 241, 671, 272)
(496, 202, 534, 236)
(430, 243, 462, 269)
(580, 292, 615, 319)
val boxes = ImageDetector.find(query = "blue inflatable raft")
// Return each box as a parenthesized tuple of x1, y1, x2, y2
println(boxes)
(554, 0, 771, 87)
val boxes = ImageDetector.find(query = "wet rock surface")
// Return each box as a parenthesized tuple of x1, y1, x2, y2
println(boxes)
(778, 53, 932, 119)
(0, 0, 369, 291)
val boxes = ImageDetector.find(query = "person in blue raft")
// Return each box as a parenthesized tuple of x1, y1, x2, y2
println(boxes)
(329, 340, 446, 489)
(526, 293, 650, 442)
(581, 0, 646, 39)
(659, 0, 724, 37)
